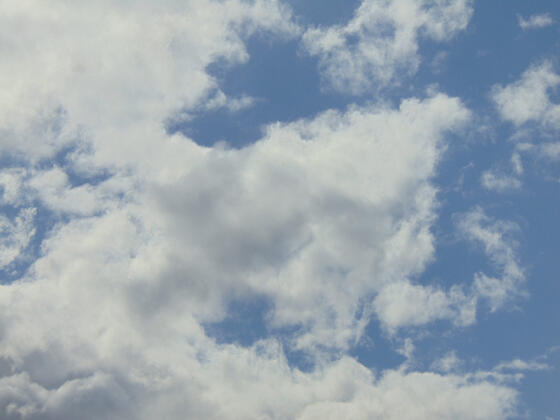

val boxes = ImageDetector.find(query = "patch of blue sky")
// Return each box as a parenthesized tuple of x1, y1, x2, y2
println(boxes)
(203, 295, 320, 371)
(169, 36, 358, 147)
(0, 147, 111, 283)
(0, 204, 57, 284)
(46, 145, 113, 189)
(412, 3, 560, 416)
(284, 0, 362, 27)
(350, 323, 407, 372)
(203, 295, 271, 347)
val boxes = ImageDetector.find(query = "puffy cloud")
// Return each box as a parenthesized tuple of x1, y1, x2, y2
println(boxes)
(302, 0, 473, 93)
(0, 351, 519, 420)
(3, 93, 470, 353)
(490, 62, 560, 185)
(0, 1, 526, 418)
(295, 367, 517, 420)
(518, 13, 554, 31)
(0, 73, 504, 418)
(373, 281, 476, 332)
(492, 61, 560, 129)
(0, 0, 299, 163)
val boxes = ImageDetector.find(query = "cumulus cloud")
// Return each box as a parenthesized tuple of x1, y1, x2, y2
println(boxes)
(302, 0, 473, 93)
(372, 281, 476, 332)
(490, 63, 560, 185)
(0, 0, 527, 418)
(0, 0, 299, 164)
(518, 13, 554, 31)
(492, 61, 560, 129)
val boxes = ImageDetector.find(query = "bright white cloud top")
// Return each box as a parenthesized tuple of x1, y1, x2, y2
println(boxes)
(0, 0, 558, 419)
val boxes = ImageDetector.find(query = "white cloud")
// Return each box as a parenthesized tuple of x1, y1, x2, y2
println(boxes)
(373, 281, 476, 332)
(302, 0, 473, 93)
(518, 13, 554, 31)
(375, 207, 527, 331)
(0, 0, 299, 163)
(431, 351, 463, 373)
(296, 367, 517, 420)
(0, 1, 528, 418)
(371, 204, 528, 332)
(130, 93, 471, 351)
(0, 73, 498, 417)
(203, 90, 257, 113)
(481, 170, 521, 192)
(495, 358, 550, 372)
(540, 142, 560, 160)
(492, 61, 560, 128)
(0, 170, 26, 206)
(457, 208, 526, 312)
(0, 352, 519, 420)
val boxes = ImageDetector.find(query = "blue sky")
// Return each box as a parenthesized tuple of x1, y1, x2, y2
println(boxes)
(0, 1, 559, 419)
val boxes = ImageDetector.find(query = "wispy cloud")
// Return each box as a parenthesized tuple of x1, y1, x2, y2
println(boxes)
(518, 13, 554, 31)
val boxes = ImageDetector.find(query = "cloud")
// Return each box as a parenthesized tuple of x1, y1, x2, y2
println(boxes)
(0, 352, 519, 420)
(97, 93, 469, 353)
(0, 208, 36, 270)
(518, 13, 554, 31)
(372, 281, 476, 332)
(0, 1, 529, 418)
(0, 170, 26, 206)
(431, 351, 463, 373)
(540, 142, 560, 160)
(495, 359, 550, 372)
(302, 0, 473, 93)
(372, 206, 527, 332)
(490, 63, 560, 185)
(204, 90, 257, 113)
(480, 170, 521, 192)
(492, 61, 560, 129)
(0, 0, 299, 163)
(457, 208, 526, 312)
(295, 366, 517, 420)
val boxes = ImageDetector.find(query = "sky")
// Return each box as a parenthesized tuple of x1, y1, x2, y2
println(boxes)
(0, 0, 559, 419)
